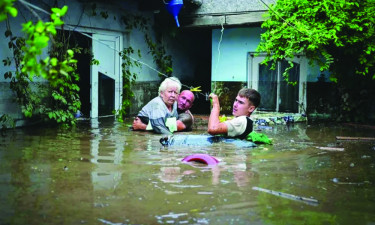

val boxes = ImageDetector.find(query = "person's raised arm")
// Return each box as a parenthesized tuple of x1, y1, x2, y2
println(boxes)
(207, 93, 228, 135)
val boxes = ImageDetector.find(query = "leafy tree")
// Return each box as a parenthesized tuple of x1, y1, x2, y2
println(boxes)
(258, 0, 375, 80)
(257, 0, 375, 122)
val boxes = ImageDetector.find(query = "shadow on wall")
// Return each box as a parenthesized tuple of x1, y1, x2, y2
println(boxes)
(129, 81, 160, 116)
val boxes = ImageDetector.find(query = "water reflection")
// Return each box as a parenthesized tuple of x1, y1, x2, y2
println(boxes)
(90, 118, 124, 191)
(0, 119, 374, 225)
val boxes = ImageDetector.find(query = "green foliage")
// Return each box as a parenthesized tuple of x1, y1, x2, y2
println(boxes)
(3, 5, 81, 127)
(258, 0, 375, 122)
(0, 114, 15, 130)
(44, 45, 81, 126)
(257, 0, 375, 81)
(4, 30, 43, 120)
(121, 13, 173, 78)
(115, 47, 142, 122)
(90, 3, 109, 19)
(113, 13, 173, 121)
(21, 6, 67, 78)
(145, 34, 173, 78)
(121, 13, 149, 32)
(0, 0, 17, 22)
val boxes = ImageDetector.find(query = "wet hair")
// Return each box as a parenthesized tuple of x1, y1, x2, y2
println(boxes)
(159, 77, 182, 94)
(178, 112, 193, 130)
(238, 88, 261, 108)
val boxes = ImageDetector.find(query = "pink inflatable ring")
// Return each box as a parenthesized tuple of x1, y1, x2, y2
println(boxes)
(181, 154, 219, 166)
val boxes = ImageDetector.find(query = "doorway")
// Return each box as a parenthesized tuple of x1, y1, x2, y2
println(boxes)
(57, 30, 92, 118)
(91, 33, 123, 118)
(98, 72, 115, 116)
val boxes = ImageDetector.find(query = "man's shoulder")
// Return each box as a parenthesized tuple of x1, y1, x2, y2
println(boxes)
(227, 116, 248, 122)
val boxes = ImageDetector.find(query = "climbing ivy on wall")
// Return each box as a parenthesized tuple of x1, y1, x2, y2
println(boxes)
(145, 34, 173, 78)
(113, 12, 173, 121)
(2, 5, 81, 127)
(121, 12, 173, 78)
(116, 47, 142, 122)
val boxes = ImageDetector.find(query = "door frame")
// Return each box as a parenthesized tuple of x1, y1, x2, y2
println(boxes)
(91, 32, 123, 118)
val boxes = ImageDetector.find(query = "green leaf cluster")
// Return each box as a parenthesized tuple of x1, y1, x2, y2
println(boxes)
(114, 13, 173, 121)
(21, 6, 68, 78)
(120, 13, 173, 79)
(0, 0, 17, 22)
(145, 34, 173, 78)
(257, 0, 375, 81)
(116, 47, 142, 122)
(3, 5, 81, 127)
(0, 114, 15, 130)
(257, 0, 375, 122)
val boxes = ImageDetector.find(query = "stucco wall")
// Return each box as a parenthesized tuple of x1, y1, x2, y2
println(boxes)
(211, 27, 262, 82)
(211, 26, 325, 83)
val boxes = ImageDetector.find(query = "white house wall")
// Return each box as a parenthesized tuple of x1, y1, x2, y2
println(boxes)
(211, 27, 263, 82)
(211, 26, 322, 83)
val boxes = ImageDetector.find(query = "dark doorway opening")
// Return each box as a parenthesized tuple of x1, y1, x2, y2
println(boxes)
(58, 30, 92, 118)
(98, 72, 115, 116)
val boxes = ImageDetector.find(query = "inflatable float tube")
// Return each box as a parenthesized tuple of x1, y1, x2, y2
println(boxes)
(181, 153, 219, 166)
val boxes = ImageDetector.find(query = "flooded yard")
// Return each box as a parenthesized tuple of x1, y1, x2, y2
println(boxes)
(1, 117, 375, 225)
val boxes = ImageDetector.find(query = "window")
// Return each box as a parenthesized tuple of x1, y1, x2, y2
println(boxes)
(248, 54, 306, 113)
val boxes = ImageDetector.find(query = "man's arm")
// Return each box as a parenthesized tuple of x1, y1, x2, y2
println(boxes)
(133, 116, 186, 132)
(207, 93, 228, 135)
(132, 117, 147, 130)
(176, 112, 193, 131)
(177, 120, 186, 131)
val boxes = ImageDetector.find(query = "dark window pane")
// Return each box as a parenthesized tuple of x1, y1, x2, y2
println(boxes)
(258, 63, 277, 111)
(279, 61, 299, 112)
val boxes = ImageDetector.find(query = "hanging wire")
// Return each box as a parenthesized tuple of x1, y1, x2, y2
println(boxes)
(212, 16, 225, 93)
(16, 0, 208, 98)
(18, 0, 44, 21)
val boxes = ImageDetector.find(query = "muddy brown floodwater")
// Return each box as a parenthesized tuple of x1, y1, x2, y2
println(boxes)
(0, 117, 374, 225)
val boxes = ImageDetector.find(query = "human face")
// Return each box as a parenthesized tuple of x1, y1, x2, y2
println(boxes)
(178, 91, 194, 111)
(232, 95, 255, 117)
(160, 86, 179, 109)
